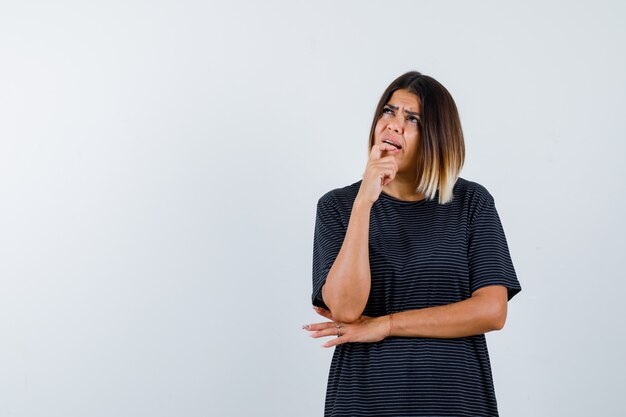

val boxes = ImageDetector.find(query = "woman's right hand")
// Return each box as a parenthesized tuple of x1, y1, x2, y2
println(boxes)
(356, 143, 399, 205)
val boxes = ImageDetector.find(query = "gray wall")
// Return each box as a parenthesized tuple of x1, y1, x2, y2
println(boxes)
(1, 1, 624, 416)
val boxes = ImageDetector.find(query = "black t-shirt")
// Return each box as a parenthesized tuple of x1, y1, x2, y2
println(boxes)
(311, 177, 521, 417)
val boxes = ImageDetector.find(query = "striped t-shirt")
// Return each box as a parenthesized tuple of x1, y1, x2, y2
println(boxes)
(311, 177, 521, 417)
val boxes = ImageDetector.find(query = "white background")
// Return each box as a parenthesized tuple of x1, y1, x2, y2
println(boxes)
(1, 1, 625, 416)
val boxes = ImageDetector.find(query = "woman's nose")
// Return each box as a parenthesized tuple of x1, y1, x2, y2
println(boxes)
(388, 117, 403, 134)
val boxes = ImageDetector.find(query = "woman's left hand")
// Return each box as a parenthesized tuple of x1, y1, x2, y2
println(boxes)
(304, 306, 390, 348)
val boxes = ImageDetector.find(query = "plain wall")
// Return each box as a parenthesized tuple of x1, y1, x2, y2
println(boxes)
(1, 1, 625, 416)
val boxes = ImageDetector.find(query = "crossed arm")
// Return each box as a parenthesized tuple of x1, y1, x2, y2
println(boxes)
(391, 284, 509, 337)
(305, 285, 508, 347)
(308, 198, 510, 346)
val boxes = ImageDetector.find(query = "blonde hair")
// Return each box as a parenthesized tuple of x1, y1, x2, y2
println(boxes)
(368, 71, 465, 204)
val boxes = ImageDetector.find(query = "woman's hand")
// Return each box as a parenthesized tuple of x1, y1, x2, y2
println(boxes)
(303, 306, 391, 348)
(356, 143, 400, 205)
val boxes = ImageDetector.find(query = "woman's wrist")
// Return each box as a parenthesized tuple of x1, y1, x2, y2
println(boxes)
(387, 313, 394, 337)
(354, 193, 374, 210)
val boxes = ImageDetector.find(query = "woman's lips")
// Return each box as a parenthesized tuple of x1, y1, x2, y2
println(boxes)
(382, 139, 402, 149)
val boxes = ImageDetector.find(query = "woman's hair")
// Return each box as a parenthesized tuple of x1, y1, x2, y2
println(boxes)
(368, 71, 465, 204)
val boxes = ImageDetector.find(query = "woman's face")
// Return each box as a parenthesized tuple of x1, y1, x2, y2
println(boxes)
(373, 89, 422, 175)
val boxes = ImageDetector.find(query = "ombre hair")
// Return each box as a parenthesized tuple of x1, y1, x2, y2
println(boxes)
(368, 71, 465, 204)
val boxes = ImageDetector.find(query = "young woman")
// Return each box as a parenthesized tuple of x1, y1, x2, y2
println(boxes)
(304, 71, 522, 416)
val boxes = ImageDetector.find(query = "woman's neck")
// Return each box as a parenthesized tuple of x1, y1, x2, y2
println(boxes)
(382, 175, 425, 201)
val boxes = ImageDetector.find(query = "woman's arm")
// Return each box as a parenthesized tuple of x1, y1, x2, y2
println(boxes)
(305, 285, 509, 347)
(321, 197, 373, 323)
(388, 285, 508, 338)
(320, 144, 399, 323)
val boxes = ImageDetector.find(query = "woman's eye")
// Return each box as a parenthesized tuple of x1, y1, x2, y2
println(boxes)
(408, 116, 420, 124)
(382, 107, 393, 115)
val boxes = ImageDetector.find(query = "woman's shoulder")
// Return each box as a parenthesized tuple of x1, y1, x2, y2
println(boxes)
(317, 179, 362, 210)
(317, 177, 496, 208)
(454, 176, 496, 208)
(455, 177, 493, 198)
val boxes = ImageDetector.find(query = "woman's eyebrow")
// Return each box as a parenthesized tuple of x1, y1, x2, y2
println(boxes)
(385, 104, 422, 116)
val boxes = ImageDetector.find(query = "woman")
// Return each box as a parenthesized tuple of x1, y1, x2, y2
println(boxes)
(303, 71, 522, 417)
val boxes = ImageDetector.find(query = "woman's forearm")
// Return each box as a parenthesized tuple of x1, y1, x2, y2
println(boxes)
(386, 291, 506, 338)
(322, 197, 373, 323)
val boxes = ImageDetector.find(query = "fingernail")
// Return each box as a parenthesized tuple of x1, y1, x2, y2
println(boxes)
(302, 324, 310, 329)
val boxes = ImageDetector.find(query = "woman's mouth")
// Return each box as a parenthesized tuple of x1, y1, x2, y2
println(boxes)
(382, 139, 402, 150)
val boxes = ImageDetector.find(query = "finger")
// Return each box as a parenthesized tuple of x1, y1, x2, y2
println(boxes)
(381, 169, 396, 186)
(322, 335, 347, 348)
(379, 155, 399, 163)
(315, 310, 333, 320)
(304, 321, 337, 331)
(309, 326, 343, 339)
(313, 306, 333, 320)
(377, 160, 399, 173)
(370, 143, 398, 161)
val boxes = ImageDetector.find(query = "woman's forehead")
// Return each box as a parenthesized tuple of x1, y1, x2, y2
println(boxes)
(387, 89, 421, 111)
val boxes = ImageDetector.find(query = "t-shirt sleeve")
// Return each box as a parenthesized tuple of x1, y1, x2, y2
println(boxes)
(311, 194, 346, 309)
(468, 192, 521, 301)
